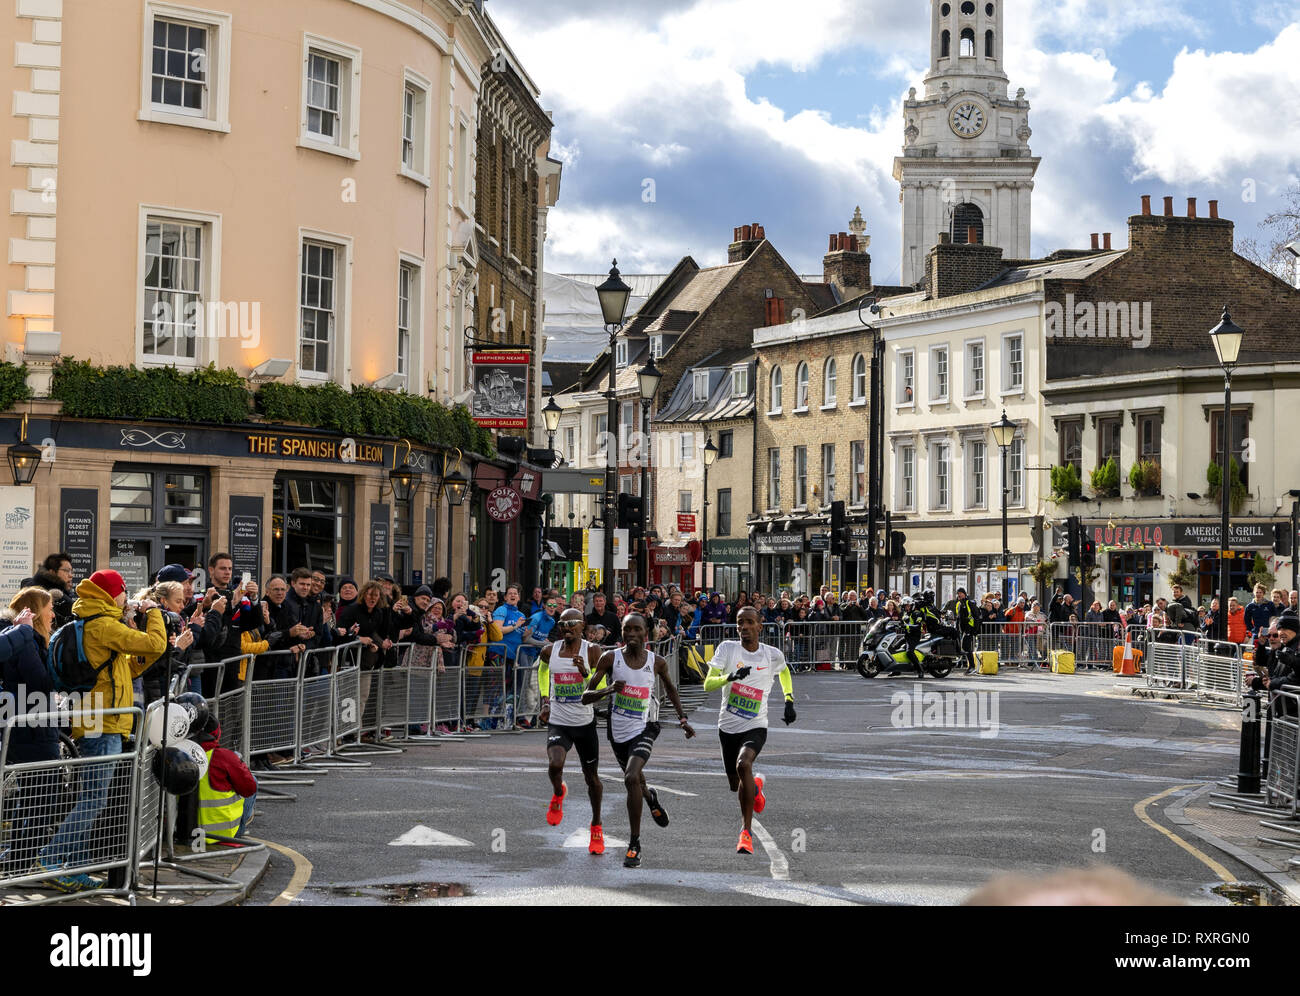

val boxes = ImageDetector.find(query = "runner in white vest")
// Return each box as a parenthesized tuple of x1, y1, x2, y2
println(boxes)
(538, 608, 606, 854)
(583, 613, 695, 868)
(703, 606, 797, 856)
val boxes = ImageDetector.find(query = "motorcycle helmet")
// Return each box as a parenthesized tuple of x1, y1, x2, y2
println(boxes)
(151, 744, 202, 795)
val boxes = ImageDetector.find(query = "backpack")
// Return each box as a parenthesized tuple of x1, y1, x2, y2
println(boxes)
(47, 613, 111, 693)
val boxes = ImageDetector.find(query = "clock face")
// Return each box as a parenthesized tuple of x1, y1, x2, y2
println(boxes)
(949, 101, 987, 138)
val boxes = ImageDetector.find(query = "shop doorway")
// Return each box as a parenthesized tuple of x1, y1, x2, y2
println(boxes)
(272, 474, 353, 584)
(109, 466, 208, 593)
(1109, 552, 1153, 609)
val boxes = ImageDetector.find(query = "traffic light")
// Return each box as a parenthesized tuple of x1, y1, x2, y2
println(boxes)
(617, 493, 645, 539)
(829, 500, 846, 557)
(1081, 534, 1096, 569)
(889, 531, 906, 560)
(1274, 522, 1294, 557)
(1066, 515, 1081, 565)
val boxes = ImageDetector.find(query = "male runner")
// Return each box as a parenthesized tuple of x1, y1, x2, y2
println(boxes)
(539, 609, 606, 854)
(583, 613, 695, 868)
(703, 606, 796, 855)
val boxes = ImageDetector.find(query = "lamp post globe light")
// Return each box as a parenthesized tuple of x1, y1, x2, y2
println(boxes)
(596, 260, 632, 599)
(989, 409, 1017, 604)
(702, 436, 718, 589)
(1209, 305, 1244, 640)
(638, 356, 663, 588)
(542, 396, 562, 466)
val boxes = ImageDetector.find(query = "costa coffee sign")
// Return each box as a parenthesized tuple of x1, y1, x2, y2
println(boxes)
(486, 486, 522, 523)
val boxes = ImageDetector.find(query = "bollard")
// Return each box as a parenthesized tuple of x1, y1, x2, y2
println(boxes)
(1238, 692, 1262, 793)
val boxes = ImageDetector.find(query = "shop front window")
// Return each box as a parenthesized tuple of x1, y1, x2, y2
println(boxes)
(272, 473, 353, 583)
(110, 465, 209, 590)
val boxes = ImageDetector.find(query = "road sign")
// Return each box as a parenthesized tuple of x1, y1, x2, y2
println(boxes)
(544, 469, 607, 494)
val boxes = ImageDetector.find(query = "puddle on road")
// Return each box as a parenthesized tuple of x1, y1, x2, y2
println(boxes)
(1209, 882, 1292, 906)
(315, 882, 473, 903)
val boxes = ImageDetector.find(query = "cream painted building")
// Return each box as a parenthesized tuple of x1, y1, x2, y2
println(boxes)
(0, 0, 561, 592)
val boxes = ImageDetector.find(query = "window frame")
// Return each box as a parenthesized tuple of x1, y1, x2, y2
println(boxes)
(395, 255, 422, 389)
(1208, 410, 1246, 486)
(731, 365, 749, 398)
(1008, 437, 1025, 508)
(692, 369, 709, 402)
(768, 366, 783, 415)
(822, 357, 838, 409)
(399, 68, 432, 185)
(717, 489, 732, 537)
(793, 446, 808, 509)
(718, 430, 734, 459)
(1097, 415, 1122, 468)
(615, 337, 629, 370)
(1058, 416, 1083, 474)
(297, 228, 352, 384)
(898, 444, 916, 511)
(136, 204, 222, 369)
(821, 442, 836, 503)
(139, 2, 232, 133)
(931, 345, 950, 403)
(768, 448, 781, 509)
(679, 432, 694, 467)
(897, 349, 915, 407)
(592, 413, 608, 460)
(678, 490, 693, 514)
(299, 32, 363, 161)
(966, 438, 987, 510)
(455, 113, 474, 213)
(1001, 332, 1024, 395)
(794, 362, 810, 412)
(850, 353, 868, 407)
(964, 337, 985, 401)
(850, 439, 866, 506)
(930, 441, 951, 511)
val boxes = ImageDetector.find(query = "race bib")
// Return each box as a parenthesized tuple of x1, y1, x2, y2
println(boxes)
(613, 684, 650, 718)
(725, 681, 764, 719)
(553, 669, 585, 704)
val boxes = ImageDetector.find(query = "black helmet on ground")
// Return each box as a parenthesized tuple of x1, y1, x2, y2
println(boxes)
(152, 744, 201, 795)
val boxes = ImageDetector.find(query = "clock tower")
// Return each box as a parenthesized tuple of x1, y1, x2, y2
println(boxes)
(893, 0, 1039, 285)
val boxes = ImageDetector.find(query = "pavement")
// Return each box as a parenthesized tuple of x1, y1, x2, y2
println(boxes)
(22, 665, 1296, 907)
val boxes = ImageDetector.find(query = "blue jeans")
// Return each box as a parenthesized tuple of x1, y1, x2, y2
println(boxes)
(237, 789, 257, 837)
(39, 733, 123, 869)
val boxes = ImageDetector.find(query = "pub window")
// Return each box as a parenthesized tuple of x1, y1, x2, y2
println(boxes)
(1209, 410, 1247, 486)
(1058, 418, 1083, 473)
(1097, 415, 1121, 467)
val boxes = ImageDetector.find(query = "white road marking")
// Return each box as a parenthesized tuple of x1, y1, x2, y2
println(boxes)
(840, 882, 974, 905)
(562, 828, 628, 849)
(596, 774, 697, 797)
(388, 824, 474, 847)
(749, 818, 789, 880)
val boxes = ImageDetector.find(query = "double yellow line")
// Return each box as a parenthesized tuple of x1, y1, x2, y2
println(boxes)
(1134, 784, 1235, 883)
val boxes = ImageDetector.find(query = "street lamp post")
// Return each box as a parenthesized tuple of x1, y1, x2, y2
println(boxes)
(702, 436, 718, 590)
(638, 356, 663, 590)
(1210, 306, 1244, 640)
(990, 409, 1017, 605)
(542, 396, 562, 466)
(595, 260, 632, 601)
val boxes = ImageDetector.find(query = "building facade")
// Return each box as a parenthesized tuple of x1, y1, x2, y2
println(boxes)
(0, 0, 555, 596)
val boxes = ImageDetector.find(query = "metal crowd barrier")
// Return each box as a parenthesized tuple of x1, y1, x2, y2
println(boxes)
(1046, 622, 1125, 668)
(976, 620, 1045, 668)
(513, 646, 543, 730)
(1192, 639, 1247, 702)
(781, 621, 871, 671)
(1265, 690, 1300, 816)
(460, 641, 510, 731)
(0, 707, 143, 906)
(1145, 630, 1195, 687)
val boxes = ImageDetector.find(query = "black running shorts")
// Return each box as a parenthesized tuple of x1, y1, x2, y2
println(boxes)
(719, 727, 768, 777)
(608, 721, 661, 771)
(547, 720, 600, 768)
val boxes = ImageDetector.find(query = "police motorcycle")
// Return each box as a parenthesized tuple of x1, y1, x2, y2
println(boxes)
(855, 595, 962, 679)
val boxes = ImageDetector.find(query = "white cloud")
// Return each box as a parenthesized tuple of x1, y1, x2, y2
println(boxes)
(1099, 24, 1300, 185)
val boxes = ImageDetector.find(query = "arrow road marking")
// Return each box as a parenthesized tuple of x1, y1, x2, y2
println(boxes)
(562, 828, 628, 850)
(388, 824, 474, 847)
(749, 818, 789, 881)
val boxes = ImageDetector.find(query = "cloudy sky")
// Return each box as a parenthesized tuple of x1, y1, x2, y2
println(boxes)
(490, 0, 1300, 282)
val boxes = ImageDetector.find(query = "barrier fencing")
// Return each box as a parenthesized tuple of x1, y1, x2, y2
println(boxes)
(1265, 690, 1300, 817)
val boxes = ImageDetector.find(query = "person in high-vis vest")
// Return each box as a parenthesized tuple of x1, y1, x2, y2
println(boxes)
(196, 719, 258, 840)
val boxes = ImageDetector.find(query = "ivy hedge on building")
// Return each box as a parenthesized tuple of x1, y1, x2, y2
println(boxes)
(45, 359, 494, 457)
(0, 362, 31, 412)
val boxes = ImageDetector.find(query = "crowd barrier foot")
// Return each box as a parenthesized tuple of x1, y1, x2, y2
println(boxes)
(1208, 799, 1289, 817)
(255, 785, 299, 803)
(334, 742, 403, 757)
(1257, 836, 1300, 851)
(169, 837, 266, 864)
(141, 859, 245, 892)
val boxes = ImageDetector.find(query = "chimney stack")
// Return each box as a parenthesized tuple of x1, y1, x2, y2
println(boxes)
(823, 229, 872, 300)
(1163, 196, 1174, 217)
(1209, 200, 1219, 219)
(1187, 197, 1197, 218)
(1103, 233, 1112, 250)
(1090, 233, 1099, 251)
(1141, 195, 1151, 216)
(728, 221, 765, 263)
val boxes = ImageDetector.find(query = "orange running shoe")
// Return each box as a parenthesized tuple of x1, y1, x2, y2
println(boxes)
(737, 828, 754, 855)
(753, 774, 766, 814)
(589, 824, 605, 855)
(546, 782, 567, 826)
